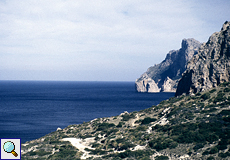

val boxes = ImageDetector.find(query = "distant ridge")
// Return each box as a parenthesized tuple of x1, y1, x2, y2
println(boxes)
(135, 38, 201, 92)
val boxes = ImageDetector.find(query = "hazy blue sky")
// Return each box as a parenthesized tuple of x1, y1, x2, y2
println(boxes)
(0, 0, 230, 81)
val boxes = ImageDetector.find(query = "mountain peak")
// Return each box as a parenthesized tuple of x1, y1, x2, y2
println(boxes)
(221, 21, 230, 31)
(181, 38, 201, 49)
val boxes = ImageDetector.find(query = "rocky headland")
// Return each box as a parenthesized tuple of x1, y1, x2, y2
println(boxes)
(176, 21, 230, 96)
(135, 38, 201, 93)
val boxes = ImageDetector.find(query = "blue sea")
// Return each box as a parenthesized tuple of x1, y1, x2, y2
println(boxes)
(0, 81, 175, 143)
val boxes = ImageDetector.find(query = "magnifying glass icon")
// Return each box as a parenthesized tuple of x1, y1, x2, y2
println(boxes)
(3, 141, 18, 157)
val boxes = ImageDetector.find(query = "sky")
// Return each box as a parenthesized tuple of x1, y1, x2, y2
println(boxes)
(0, 0, 230, 81)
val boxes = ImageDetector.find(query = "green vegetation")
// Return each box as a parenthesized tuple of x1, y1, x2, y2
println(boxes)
(48, 144, 79, 159)
(96, 123, 115, 131)
(155, 155, 169, 160)
(149, 137, 178, 151)
(214, 92, 226, 103)
(85, 148, 108, 155)
(201, 92, 210, 100)
(102, 149, 155, 159)
(21, 82, 230, 159)
(28, 149, 52, 156)
(141, 117, 157, 124)
(121, 113, 136, 121)
(116, 122, 123, 127)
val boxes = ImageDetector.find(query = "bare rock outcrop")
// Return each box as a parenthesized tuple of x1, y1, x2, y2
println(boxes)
(175, 21, 230, 96)
(135, 38, 201, 92)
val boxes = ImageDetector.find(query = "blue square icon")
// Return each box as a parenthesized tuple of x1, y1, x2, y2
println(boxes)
(1, 139, 21, 160)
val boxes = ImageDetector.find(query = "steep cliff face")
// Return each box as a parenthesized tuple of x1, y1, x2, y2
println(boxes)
(175, 21, 230, 96)
(135, 38, 201, 92)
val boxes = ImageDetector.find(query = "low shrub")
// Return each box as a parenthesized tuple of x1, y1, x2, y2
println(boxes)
(218, 152, 228, 158)
(122, 113, 136, 121)
(201, 92, 210, 100)
(106, 128, 119, 135)
(218, 110, 230, 116)
(115, 138, 126, 144)
(193, 143, 204, 151)
(50, 145, 77, 159)
(223, 116, 230, 122)
(155, 155, 169, 160)
(36, 150, 52, 156)
(214, 92, 226, 103)
(102, 149, 155, 159)
(209, 89, 216, 93)
(96, 123, 115, 131)
(219, 82, 230, 87)
(207, 156, 215, 160)
(135, 125, 148, 131)
(91, 143, 100, 148)
(85, 148, 107, 155)
(209, 146, 219, 154)
(202, 150, 209, 155)
(141, 117, 157, 125)
(224, 88, 230, 92)
(117, 142, 135, 151)
(116, 122, 123, 127)
(149, 138, 177, 151)
(206, 134, 219, 143)
(217, 145, 228, 150)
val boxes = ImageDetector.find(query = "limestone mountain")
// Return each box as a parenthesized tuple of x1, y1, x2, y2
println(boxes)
(176, 21, 230, 96)
(135, 38, 201, 93)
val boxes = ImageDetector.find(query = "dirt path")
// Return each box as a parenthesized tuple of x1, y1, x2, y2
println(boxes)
(61, 137, 98, 159)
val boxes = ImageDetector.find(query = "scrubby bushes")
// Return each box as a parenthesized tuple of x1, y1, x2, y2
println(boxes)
(214, 92, 226, 103)
(201, 92, 210, 100)
(218, 151, 230, 158)
(209, 89, 216, 93)
(85, 148, 107, 155)
(117, 142, 136, 151)
(209, 146, 219, 154)
(149, 137, 178, 151)
(141, 117, 157, 124)
(106, 138, 136, 151)
(219, 82, 230, 87)
(48, 144, 78, 159)
(102, 149, 155, 159)
(207, 156, 215, 160)
(218, 110, 230, 116)
(96, 123, 115, 131)
(169, 122, 223, 144)
(193, 143, 204, 151)
(224, 87, 230, 92)
(122, 113, 136, 121)
(116, 122, 123, 127)
(155, 155, 169, 160)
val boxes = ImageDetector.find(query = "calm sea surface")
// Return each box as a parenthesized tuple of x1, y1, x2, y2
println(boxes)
(0, 81, 174, 143)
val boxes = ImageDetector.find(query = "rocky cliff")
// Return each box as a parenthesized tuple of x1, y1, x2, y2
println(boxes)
(135, 38, 201, 92)
(176, 21, 230, 96)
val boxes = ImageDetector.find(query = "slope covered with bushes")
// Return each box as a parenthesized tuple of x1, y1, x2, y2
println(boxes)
(21, 82, 230, 160)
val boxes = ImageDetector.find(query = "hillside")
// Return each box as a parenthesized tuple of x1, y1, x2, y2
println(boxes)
(135, 38, 201, 93)
(21, 82, 230, 160)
